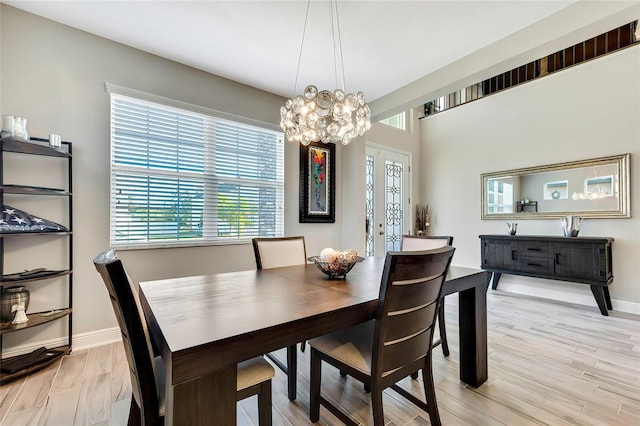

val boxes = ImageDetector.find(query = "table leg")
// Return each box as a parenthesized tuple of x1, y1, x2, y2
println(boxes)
(165, 364, 237, 426)
(458, 278, 488, 387)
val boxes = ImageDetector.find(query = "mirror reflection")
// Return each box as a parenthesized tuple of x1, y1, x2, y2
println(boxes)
(481, 154, 630, 219)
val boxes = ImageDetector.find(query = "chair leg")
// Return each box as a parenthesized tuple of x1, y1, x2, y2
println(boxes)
(286, 344, 297, 401)
(410, 371, 419, 379)
(438, 301, 450, 357)
(421, 357, 442, 426)
(300, 340, 306, 352)
(257, 379, 272, 426)
(370, 385, 385, 426)
(310, 349, 322, 423)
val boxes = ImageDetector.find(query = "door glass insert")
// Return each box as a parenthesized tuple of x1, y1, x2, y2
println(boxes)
(384, 159, 404, 252)
(365, 155, 374, 256)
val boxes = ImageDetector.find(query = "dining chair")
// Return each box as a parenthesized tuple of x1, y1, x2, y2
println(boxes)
(252, 235, 307, 401)
(401, 234, 454, 359)
(93, 249, 275, 426)
(308, 246, 455, 426)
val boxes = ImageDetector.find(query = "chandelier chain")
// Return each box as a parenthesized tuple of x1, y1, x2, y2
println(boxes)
(293, 0, 312, 96)
(332, 0, 347, 92)
(280, 0, 371, 145)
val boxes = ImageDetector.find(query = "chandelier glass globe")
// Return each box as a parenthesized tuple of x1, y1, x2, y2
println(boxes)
(280, 85, 371, 146)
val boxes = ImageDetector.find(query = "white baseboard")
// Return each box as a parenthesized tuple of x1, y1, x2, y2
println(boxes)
(610, 299, 640, 315)
(496, 276, 640, 315)
(2, 327, 121, 358)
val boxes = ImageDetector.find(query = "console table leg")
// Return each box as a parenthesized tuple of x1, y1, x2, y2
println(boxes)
(490, 273, 501, 290)
(603, 286, 612, 310)
(590, 285, 609, 316)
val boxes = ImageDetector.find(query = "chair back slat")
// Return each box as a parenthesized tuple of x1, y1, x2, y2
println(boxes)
(385, 272, 443, 313)
(252, 236, 307, 269)
(383, 303, 437, 345)
(93, 249, 160, 425)
(373, 246, 455, 379)
(381, 328, 432, 376)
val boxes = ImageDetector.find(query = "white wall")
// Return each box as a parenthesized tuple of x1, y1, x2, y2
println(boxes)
(421, 46, 640, 311)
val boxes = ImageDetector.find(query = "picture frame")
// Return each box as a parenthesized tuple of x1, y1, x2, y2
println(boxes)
(299, 141, 335, 223)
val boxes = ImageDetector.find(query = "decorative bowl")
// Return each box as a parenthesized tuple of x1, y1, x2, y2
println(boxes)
(308, 256, 365, 279)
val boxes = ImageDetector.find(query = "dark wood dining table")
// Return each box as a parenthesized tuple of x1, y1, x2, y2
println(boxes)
(139, 257, 488, 425)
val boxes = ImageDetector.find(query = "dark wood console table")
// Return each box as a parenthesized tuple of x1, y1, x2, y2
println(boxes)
(479, 235, 613, 316)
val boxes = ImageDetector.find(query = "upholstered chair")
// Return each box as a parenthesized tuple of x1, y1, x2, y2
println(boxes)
(309, 247, 455, 426)
(252, 236, 307, 401)
(94, 249, 275, 426)
(401, 234, 454, 358)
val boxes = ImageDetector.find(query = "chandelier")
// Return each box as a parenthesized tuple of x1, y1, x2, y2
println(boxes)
(280, 0, 371, 146)
(572, 188, 608, 200)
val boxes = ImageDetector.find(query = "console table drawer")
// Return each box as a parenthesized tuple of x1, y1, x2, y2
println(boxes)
(516, 242, 552, 258)
(515, 257, 553, 275)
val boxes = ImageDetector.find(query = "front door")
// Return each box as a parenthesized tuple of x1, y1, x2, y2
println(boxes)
(365, 146, 410, 256)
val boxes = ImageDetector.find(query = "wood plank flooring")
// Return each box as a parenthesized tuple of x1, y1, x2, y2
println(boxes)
(1, 291, 638, 425)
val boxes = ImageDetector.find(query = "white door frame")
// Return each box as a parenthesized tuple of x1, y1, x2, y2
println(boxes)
(365, 144, 411, 256)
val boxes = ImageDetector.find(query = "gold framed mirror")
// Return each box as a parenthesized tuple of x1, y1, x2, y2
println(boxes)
(481, 153, 630, 219)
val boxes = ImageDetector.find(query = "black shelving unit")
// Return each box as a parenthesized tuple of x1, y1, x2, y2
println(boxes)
(0, 137, 73, 384)
(516, 201, 538, 213)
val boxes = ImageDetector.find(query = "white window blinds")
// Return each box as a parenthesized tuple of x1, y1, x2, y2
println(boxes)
(110, 94, 284, 248)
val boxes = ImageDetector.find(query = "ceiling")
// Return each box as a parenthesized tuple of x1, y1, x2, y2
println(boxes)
(3, 1, 635, 115)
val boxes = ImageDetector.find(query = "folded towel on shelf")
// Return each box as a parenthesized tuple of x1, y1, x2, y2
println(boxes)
(0, 205, 68, 233)
(0, 347, 65, 374)
(2, 268, 65, 281)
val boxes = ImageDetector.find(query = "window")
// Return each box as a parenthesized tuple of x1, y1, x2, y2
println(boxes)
(109, 93, 284, 248)
(422, 21, 638, 117)
(487, 180, 513, 213)
(379, 112, 405, 130)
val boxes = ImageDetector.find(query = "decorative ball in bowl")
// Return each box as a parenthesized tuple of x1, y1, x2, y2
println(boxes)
(308, 248, 364, 279)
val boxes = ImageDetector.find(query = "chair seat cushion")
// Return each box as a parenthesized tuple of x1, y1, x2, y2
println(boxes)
(238, 356, 275, 391)
(309, 320, 375, 375)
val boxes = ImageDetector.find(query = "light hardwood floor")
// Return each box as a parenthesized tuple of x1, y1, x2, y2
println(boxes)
(1, 290, 639, 425)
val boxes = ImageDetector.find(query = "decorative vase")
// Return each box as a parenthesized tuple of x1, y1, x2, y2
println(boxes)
(506, 223, 518, 235)
(0, 115, 29, 141)
(14, 117, 29, 141)
(1, 115, 14, 139)
(561, 215, 582, 237)
(0, 286, 30, 323)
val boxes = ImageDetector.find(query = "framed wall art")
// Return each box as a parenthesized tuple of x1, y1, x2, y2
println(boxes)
(299, 141, 335, 223)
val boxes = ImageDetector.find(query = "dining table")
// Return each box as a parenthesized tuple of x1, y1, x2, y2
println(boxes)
(139, 257, 488, 425)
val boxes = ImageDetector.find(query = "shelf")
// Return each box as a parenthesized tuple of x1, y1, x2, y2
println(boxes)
(0, 308, 71, 335)
(516, 201, 538, 213)
(1, 184, 70, 196)
(0, 345, 70, 385)
(1, 138, 71, 158)
(1, 269, 71, 284)
(0, 137, 73, 385)
(0, 231, 71, 238)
